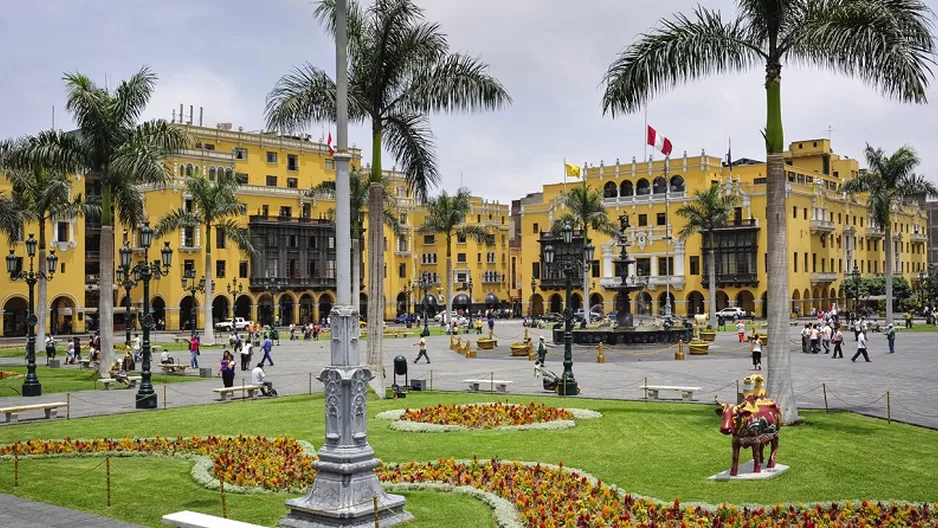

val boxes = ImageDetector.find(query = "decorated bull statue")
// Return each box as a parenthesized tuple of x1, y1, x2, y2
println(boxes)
(714, 375, 781, 476)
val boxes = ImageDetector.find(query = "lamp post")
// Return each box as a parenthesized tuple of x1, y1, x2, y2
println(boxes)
(403, 279, 413, 316)
(849, 263, 861, 318)
(181, 269, 207, 337)
(7, 234, 57, 397)
(467, 276, 474, 328)
(257, 276, 285, 326)
(542, 223, 594, 396)
(418, 272, 432, 335)
(919, 270, 926, 311)
(116, 266, 134, 347)
(530, 276, 537, 317)
(227, 278, 243, 320)
(118, 223, 173, 409)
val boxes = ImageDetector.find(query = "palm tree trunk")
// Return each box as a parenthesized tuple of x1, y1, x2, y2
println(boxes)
(582, 227, 590, 324)
(97, 188, 115, 378)
(366, 182, 385, 397)
(352, 237, 361, 313)
(36, 217, 48, 346)
(445, 239, 453, 331)
(203, 224, 215, 346)
(885, 223, 894, 325)
(708, 234, 717, 330)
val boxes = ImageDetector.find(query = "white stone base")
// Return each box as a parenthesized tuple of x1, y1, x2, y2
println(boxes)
(708, 460, 790, 481)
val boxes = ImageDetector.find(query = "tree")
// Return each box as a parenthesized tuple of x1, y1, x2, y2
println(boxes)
(154, 169, 254, 344)
(265, 0, 510, 396)
(306, 169, 401, 313)
(675, 185, 738, 329)
(842, 145, 938, 325)
(418, 189, 490, 327)
(550, 182, 618, 322)
(21, 67, 188, 376)
(601, 0, 936, 424)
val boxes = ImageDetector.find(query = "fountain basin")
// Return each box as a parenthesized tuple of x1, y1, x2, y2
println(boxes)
(552, 326, 693, 345)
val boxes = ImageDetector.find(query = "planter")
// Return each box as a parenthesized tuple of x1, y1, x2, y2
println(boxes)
(510, 343, 532, 357)
(699, 331, 716, 342)
(688, 342, 710, 355)
(477, 338, 497, 350)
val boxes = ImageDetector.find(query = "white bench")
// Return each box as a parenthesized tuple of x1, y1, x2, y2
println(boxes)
(78, 358, 100, 370)
(213, 385, 264, 401)
(0, 401, 68, 423)
(98, 376, 142, 390)
(463, 379, 513, 393)
(643, 385, 701, 402)
(162, 510, 265, 528)
(161, 364, 189, 375)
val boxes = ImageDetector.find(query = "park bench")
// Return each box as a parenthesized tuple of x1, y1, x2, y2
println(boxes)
(383, 330, 410, 338)
(162, 510, 265, 528)
(78, 358, 100, 370)
(0, 401, 68, 423)
(161, 364, 189, 375)
(642, 385, 701, 402)
(463, 379, 513, 393)
(97, 376, 142, 390)
(213, 384, 264, 401)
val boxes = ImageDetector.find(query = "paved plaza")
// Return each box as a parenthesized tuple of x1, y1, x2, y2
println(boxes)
(0, 320, 935, 428)
(0, 493, 144, 528)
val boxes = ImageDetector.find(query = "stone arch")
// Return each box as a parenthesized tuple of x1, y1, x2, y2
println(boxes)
(636, 178, 650, 196)
(802, 288, 811, 316)
(234, 294, 252, 320)
(735, 290, 755, 315)
(548, 293, 563, 314)
(603, 181, 618, 198)
(619, 180, 633, 197)
(685, 291, 705, 317)
(279, 294, 294, 326)
(716, 290, 729, 310)
(151, 296, 167, 330)
(208, 166, 217, 181)
(653, 176, 668, 194)
(530, 293, 544, 316)
(658, 291, 675, 315)
(179, 295, 198, 332)
(185, 163, 194, 176)
(589, 293, 604, 313)
(299, 293, 314, 324)
(570, 292, 582, 311)
(2, 296, 28, 337)
(635, 291, 653, 316)
(257, 293, 275, 326)
(791, 289, 801, 316)
(396, 292, 408, 315)
(669, 175, 686, 192)
(318, 292, 334, 322)
(49, 294, 80, 335)
(212, 295, 230, 326)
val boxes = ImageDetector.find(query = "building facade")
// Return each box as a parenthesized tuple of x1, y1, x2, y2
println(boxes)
(516, 138, 930, 319)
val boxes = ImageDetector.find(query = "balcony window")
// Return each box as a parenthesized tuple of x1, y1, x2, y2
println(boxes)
(266, 175, 278, 187)
(279, 206, 292, 218)
(216, 260, 226, 278)
(287, 154, 298, 171)
(183, 227, 195, 247)
(239, 261, 248, 278)
(56, 222, 69, 242)
(234, 148, 247, 160)
(287, 177, 298, 188)
(636, 258, 651, 276)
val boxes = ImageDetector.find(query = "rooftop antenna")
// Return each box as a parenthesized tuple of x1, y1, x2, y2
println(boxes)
(826, 125, 835, 140)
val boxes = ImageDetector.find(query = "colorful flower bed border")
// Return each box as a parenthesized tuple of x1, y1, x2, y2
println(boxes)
(375, 402, 602, 433)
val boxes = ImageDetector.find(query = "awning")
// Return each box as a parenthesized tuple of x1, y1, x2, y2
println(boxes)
(452, 293, 470, 306)
(484, 293, 499, 305)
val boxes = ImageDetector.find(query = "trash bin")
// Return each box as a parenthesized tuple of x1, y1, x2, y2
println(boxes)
(48, 359, 61, 369)
(199, 367, 213, 378)
(411, 379, 426, 391)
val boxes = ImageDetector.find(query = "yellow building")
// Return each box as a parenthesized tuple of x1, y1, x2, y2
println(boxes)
(515, 139, 929, 319)
(1, 123, 513, 336)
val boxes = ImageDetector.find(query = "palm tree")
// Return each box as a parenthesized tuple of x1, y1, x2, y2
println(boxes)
(0, 132, 89, 345)
(601, 0, 936, 424)
(154, 169, 254, 345)
(21, 67, 188, 376)
(550, 182, 618, 322)
(306, 169, 401, 312)
(842, 145, 938, 325)
(418, 189, 490, 326)
(265, 0, 510, 395)
(675, 185, 739, 329)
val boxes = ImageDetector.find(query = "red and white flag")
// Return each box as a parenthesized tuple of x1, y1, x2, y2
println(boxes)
(326, 132, 335, 155)
(647, 125, 673, 156)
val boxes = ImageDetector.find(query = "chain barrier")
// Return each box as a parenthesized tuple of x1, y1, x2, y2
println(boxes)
(891, 398, 938, 419)
(792, 384, 824, 398)
(824, 387, 888, 408)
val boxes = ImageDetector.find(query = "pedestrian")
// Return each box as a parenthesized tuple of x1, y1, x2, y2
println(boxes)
(240, 340, 253, 371)
(487, 314, 495, 335)
(801, 324, 810, 353)
(885, 323, 896, 354)
(289, 323, 296, 341)
(220, 350, 236, 388)
(413, 336, 430, 364)
(736, 321, 746, 343)
(251, 362, 277, 396)
(44, 335, 56, 366)
(72, 336, 82, 363)
(809, 324, 820, 354)
(749, 334, 763, 370)
(831, 325, 844, 359)
(132, 333, 142, 362)
(821, 323, 831, 354)
(186, 333, 200, 368)
(66, 339, 75, 365)
(535, 336, 548, 366)
(261, 334, 274, 366)
(851, 329, 871, 363)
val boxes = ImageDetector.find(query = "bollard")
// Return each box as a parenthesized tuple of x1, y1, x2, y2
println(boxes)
(106, 455, 111, 508)
(643, 377, 648, 401)
(597, 342, 605, 364)
(163, 385, 167, 411)
(309, 372, 313, 395)
(490, 372, 495, 393)
(220, 475, 229, 518)
(373, 496, 380, 528)
(822, 383, 829, 412)
(449, 334, 456, 350)
(66, 393, 70, 420)
(887, 391, 892, 423)
(524, 327, 529, 341)
(430, 369, 434, 391)
(13, 453, 18, 487)
(677, 340, 686, 360)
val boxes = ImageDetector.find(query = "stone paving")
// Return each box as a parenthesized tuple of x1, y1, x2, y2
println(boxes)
(0, 493, 144, 527)
(0, 321, 935, 428)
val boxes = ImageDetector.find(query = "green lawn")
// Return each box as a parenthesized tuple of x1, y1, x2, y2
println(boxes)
(0, 365, 204, 396)
(0, 393, 935, 527)
(900, 324, 938, 332)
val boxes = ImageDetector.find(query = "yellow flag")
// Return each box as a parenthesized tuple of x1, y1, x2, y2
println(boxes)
(564, 162, 581, 178)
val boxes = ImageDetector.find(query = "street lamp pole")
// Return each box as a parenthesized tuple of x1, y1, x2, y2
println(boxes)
(117, 267, 134, 347)
(467, 276, 474, 329)
(7, 235, 57, 397)
(850, 263, 861, 318)
(542, 223, 594, 397)
(227, 278, 243, 320)
(181, 269, 206, 337)
(530, 276, 536, 317)
(419, 272, 431, 335)
(118, 223, 173, 409)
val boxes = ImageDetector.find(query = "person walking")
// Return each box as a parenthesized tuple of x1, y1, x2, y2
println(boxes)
(809, 324, 820, 354)
(821, 323, 831, 354)
(831, 325, 844, 359)
(736, 321, 747, 343)
(220, 350, 236, 388)
(535, 336, 548, 366)
(885, 323, 896, 354)
(240, 340, 253, 371)
(261, 335, 274, 366)
(413, 336, 430, 364)
(186, 333, 200, 368)
(853, 318, 861, 341)
(801, 324, 810, 353)
(851, 329, 871, 363)
(749, 334, 763, 370)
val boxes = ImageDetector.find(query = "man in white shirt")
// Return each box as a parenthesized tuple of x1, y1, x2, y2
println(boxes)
(851, 330, 871, 362)
(240, 342, 253, 371)
(132, 333, 142, 361)
(251, 363, 276, 396)
(821, 324, 832, 354)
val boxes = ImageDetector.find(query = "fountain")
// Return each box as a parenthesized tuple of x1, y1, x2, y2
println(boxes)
(558, 213, 693, 346)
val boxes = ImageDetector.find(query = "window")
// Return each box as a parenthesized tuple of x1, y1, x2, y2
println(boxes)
(287, 154, 298, 171)
(803, 208, 808, 220)
(56, 222, 69, 242)
(233, 172, 248, 185)
(266, 175, 278, 187)
(793, 206, 797, 219)
(656, 213, 666, 226)
(183, 227, 195, 247)
(288, 259, 298, 278)
(423, 234, 435, 245)
(216, 227, 226, 249)
(301, 203, 311, 219)
(266, 151, 277, 163)
(477, 253, 482, 263)
(591, 260, 600, 278)
(457, 232, 466, 244)
(287, 177, 298, 188)
(60, 263, 65, 274)
(812, 253, 817, 273)
(216, 260, 226, 278)
(532, 262, 541, 280)
(325, 159, 335, 170)
(309, 236, 317, 249)
(185, 199, 193, 212)
(239, 261, 248, 278)
(261, 205, 269, 216)
(400, 213, 407, 224)
(399, 263, 406, 278)
(234, 148, 247, 160)
(803, 253, 808, 271)
(638, 214, 648, 227)
(455, 271, 468, 283)
(477, 215, 481, 223)
(658, 257, 674, 275)
(184, 259, 195, 273)
(289, 235, 297, 248)
(794, 252, 798, 272)
(689, 256, 700, 275)
(279, 206, 292, 218)
(636, 258, 651, 276)
(457, 253, 467, 263)
(532, 222, 539, 234)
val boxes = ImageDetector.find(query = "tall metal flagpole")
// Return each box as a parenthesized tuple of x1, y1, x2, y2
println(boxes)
(281, 0, 411, 525)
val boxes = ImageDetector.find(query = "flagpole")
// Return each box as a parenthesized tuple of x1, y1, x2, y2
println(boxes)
(643, 105, 648, 161)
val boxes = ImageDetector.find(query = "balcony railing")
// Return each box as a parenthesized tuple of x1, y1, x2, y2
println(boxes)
(810, 219, 835, 234)
(646, 275, 686, 290)
(701, 273, 759, 286)
(867, 226, 885, 238)
(911, 232, 927, 242)
(810, 272, 838, 284)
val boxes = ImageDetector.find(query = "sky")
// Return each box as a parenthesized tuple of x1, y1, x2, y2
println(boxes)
(1, 0, 937, 203)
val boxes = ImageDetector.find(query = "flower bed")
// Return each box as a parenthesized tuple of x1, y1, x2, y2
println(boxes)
(375, 402, 602, 432)
(0, 371, 22, 380)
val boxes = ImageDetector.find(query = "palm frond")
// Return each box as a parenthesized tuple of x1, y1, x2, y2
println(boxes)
(382, 113, 438, 200)
(265, 64, 340, 133)
(0, 193, 23, 245)
(216, 217, 256, 257)
(114, 66, 157, 127)
(153, 208, 201, 238)
(62, 72, 110, 142)
(402, 52, 511, 114)
(455, 224, 490, 244)
(111, 179, 148, 229)
(602, 6, 765, 116)
(110, 120, 189, 187)
(788, 0, 937, 104)
(897, 172, 938, 199)
(675, 184, 738, 239)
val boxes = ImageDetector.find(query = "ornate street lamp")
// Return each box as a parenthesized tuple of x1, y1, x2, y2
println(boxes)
(227, 278, 243, 320)
(7, 234, 57, 397)
(116, 223, 172, 409)
(257, 276, 285, 327)
(467, 276, 474, 328)
(418, 272, 432, 335)
(181, 269, 207, 337)
(542, 223, 595, 396)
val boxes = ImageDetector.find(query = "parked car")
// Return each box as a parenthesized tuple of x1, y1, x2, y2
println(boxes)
(716, 307, 747, 318)
(541, 312, 564, 322)
(394, 313, 417, 324)
(215, 317, 252, 332)
(574, 309, 604, 321)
